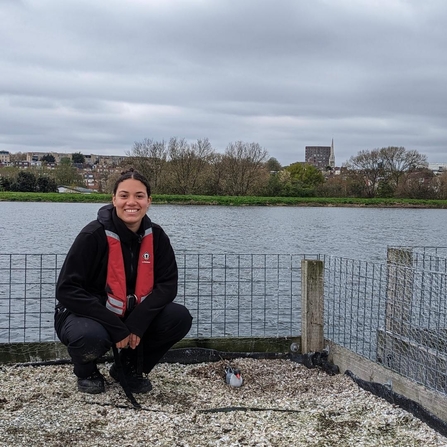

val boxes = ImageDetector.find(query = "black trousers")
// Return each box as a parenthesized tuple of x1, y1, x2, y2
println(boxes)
(55, 302, 192, 378)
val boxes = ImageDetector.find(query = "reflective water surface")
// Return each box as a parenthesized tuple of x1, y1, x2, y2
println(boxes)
(1, 202, 446, 261)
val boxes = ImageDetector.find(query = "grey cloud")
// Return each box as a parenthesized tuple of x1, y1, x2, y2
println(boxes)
(1, 0, 447, 165)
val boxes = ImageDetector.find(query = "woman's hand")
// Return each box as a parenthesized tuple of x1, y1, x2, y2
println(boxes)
(116, 334, 141, 349)
(128, 333, 141, 349)
(116, 335, 130, 349)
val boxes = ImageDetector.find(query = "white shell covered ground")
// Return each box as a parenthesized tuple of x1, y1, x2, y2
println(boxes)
(1, 358, 446, 446)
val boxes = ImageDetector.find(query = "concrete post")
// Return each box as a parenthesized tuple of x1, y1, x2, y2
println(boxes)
(301, 259, 325, 353)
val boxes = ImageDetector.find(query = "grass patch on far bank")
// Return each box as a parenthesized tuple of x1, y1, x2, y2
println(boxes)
(1, 191, 447, 208)
(0, 191, 111, 203)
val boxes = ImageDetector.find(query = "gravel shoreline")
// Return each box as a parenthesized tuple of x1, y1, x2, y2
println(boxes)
(1, 358, 446, 447)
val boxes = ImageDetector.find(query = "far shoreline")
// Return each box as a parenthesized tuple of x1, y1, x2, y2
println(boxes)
(1, 192, 447, 209)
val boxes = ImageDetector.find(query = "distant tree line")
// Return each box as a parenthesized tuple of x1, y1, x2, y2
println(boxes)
(121, 140, 446, 199)
(120, 137, 326, 197)
(1, 140, 446, 199)
(0, 171, 58, 193)
(325, 146, 447, 199)
(0, 156, 84, 192)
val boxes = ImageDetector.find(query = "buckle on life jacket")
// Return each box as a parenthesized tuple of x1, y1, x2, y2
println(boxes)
(127, 294, 137, 312)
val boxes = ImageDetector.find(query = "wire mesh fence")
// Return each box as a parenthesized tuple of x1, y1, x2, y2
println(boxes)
(0, 253, 317, 345)
(2, 248, 447, 397)
(0, 254, 64, 343)
(178, 253, 314, 338)
(324, 247, 447, 395)
(323, 255, 388, 360)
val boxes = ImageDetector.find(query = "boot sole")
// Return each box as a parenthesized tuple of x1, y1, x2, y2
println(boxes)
(77, 384, 105, 394)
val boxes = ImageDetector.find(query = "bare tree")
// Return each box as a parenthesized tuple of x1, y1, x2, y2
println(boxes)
(201, 153, 225, 195)
(126, 138, 168, 193)
(345, 146, 429, 198)
(395, 168, 436, 199)
(345, 149, 384, 197)
(167, 137, 214, 194)
(222, 142, 269, 196)
(379, 146, 428, 189)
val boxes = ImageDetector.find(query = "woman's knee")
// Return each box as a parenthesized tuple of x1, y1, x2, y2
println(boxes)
(170, 302, 193, 335)
(149, 302, 193, 339)
(60, 315, 112, 359)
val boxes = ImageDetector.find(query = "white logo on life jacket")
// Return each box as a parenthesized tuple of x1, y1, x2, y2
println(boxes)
(142, 252, 151, 263)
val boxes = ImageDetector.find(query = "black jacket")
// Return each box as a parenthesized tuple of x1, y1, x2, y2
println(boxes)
(55, 204, 178, 343)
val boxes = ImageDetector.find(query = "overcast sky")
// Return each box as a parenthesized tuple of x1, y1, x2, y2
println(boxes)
(1, 0, 446, 167)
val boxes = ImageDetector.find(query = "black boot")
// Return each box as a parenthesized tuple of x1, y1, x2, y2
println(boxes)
(109, 361, 152, 394)
(77, 370, 105, 394)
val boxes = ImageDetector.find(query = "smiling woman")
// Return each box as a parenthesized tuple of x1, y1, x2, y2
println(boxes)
(54, 168, 193, 400)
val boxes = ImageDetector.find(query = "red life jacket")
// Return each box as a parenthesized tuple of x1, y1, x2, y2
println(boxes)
(105, 228, 154, 317)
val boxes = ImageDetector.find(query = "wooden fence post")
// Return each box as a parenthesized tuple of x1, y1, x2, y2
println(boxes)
(301, 259, 324, 353)
(385, 247, 413, 337)
(377, 247, 414, 374)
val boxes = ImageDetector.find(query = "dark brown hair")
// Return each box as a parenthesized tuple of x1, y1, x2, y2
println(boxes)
(113, 168, 151, 196)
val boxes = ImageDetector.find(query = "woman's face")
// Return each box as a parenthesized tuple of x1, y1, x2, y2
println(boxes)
(112, 178, 151, 232)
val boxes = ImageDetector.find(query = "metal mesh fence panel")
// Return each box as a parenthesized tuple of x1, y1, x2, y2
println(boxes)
(380, 248, 447, 393)
(323, 255, 388, 360)
(177, 254, 310, 338)
(0, 254, 66, 343)
(0, 253, 312, 345)
(324, 249, 447, 395)
(3, 247, 447, 396)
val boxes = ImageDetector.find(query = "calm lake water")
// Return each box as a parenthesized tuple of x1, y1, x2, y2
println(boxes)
(1, 201, 446, 343)
(1, 202, 446, 262)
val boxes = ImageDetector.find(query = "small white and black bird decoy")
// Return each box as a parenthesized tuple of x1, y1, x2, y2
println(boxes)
(225, 366, 243, 387)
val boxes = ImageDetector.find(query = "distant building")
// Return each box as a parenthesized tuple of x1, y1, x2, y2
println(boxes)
(13, 160, 31, 169)
(428, 163, 447, 175)
(24, 151, 125, 167)
(57, 186, 96, 194)
(0, 150, 10, 164)
(96, 155, 127, 167)
(305, 140, 335, 170)
(26, 151, 70, 164)
(84, 154, 100, 166)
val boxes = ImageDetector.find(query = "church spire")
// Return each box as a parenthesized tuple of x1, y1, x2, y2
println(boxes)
(329, 138, 335, 168)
